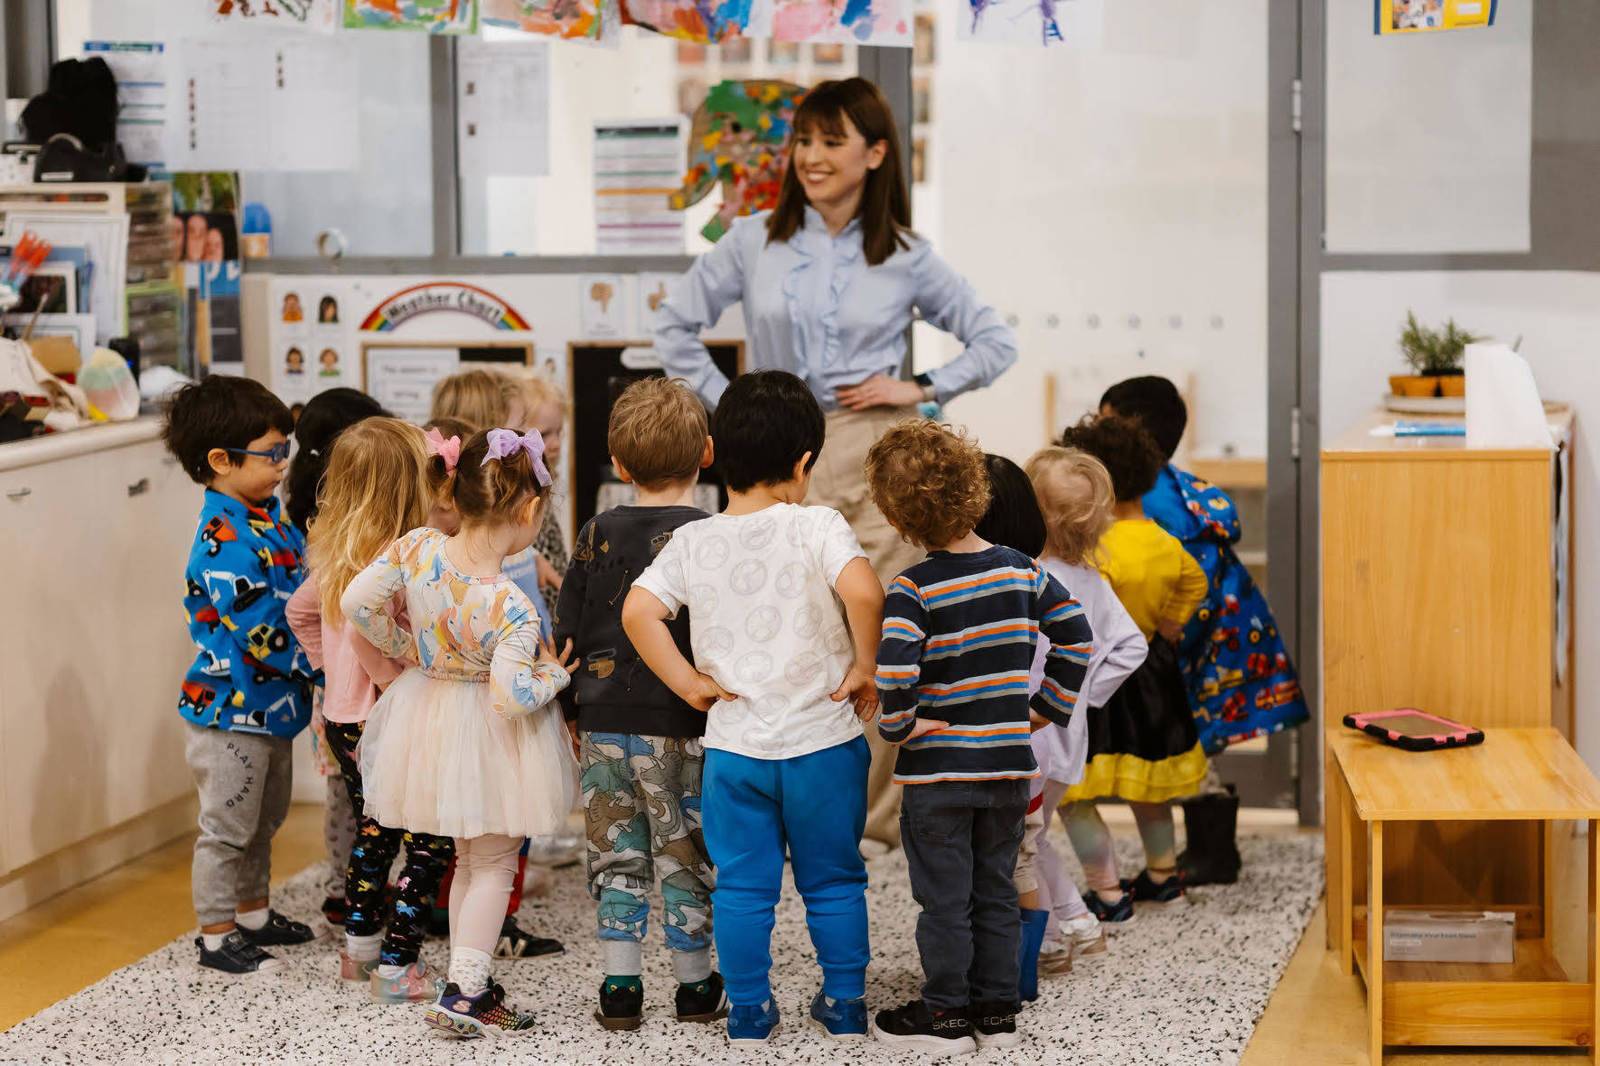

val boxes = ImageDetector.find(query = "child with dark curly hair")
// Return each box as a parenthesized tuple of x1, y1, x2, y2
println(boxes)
(1054, 415, 1208, 925)
(865, 420, 1093, 1054)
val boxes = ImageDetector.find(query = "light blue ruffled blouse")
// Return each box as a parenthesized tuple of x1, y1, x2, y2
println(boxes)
(654, 207, 1017, 412)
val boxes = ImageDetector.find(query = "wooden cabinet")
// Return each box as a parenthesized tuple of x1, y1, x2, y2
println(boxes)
(0, 425, 199, 879)
(1320, 408, 1577, 1049)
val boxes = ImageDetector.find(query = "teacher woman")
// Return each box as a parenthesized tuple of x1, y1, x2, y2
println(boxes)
(654, 77, 1018, 848)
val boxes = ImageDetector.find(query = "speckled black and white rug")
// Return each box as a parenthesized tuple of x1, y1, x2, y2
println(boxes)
(0, 826, 1321, 1066)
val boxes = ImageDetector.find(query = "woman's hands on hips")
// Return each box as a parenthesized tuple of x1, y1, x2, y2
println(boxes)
(836, 374, 925, 411)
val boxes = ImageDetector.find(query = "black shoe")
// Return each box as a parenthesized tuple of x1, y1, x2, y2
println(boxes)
(196, 931, 282, 974)
(235, 910, 317, 946)
(675, 971, 729, 1024)
(595, 977, 644, 1031)
(1124, 869, 1185, 904)
(969, 1000, 1021, 1050)
(321, 895, 346, 927)
(1082, 890, 1136, 926)
(871, 999, 976, 1055)
(1178, 787, 1243, 886)
(426, 906, 450, 938)
(494, 916, 564, 959)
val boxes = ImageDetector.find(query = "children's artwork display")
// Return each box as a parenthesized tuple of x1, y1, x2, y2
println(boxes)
(211, 0, 340, 32)
(958, 0, 1062, 46)
(671, 80, 803, 243)
(482, 0, 608, 40)
(623, 0, 754, 43)
(1376, 0, 1496, 33)
(344, 0, 480, 33)
(768, 0, 910, 47)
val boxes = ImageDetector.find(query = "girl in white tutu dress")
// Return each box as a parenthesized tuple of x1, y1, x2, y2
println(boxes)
(343, 427, 578, 1039)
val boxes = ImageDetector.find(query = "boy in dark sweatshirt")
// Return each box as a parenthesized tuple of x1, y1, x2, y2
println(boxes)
(553, 376, 723, 1032)
(864, 419, 1094, 1055)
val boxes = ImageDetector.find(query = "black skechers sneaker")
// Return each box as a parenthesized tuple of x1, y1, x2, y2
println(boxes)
(871, 999, 977, 1056)
(969, 1000, 1021, 1050)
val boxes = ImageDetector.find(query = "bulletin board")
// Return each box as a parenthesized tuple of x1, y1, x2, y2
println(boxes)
(360, 340, 534, 423)
(567, 340, 743, 535)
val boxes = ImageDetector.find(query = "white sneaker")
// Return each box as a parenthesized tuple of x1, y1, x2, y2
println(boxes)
(1038, 937, 1073, 977)
(1062, 914, 1107, 962)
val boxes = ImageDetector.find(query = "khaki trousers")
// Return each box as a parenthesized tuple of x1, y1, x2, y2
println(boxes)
(807, 405, 924, 847)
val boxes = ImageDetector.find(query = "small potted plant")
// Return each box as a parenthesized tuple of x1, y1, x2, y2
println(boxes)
(1392, 312, 1484, 398)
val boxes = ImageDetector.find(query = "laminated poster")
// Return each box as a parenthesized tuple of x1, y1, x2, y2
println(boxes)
(344, 0, 480, 33)
(579, 274, 627, 337)
(482, 0, 611, 40)
(623, 0, 754, 43)
(1376, 0, 1495, 34)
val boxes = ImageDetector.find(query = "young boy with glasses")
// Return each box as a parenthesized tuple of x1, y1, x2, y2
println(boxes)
(162, 375, 321, 974)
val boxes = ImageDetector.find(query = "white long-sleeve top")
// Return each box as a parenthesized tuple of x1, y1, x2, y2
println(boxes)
(1029, 556, 1148, 786)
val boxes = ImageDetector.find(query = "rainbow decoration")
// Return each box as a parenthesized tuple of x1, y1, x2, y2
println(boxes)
(359, 282, 532, 332)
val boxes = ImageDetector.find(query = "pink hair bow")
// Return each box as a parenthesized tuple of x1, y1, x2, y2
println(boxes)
(424, 428, 461, 472)
(482, 427, 553, 488)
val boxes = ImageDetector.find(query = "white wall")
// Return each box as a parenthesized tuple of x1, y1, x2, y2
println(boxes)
(920, 0, 1269, 466)
(1320, 271, 1600, 770)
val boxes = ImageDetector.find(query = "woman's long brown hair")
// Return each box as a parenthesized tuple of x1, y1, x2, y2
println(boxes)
(766, 77, 912, 267)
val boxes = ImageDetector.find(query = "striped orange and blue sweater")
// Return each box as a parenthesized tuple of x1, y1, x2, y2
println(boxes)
(876, 545, 1093, 785)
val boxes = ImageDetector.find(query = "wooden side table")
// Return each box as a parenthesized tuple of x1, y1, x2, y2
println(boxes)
(1330, 728, 1600, 1064)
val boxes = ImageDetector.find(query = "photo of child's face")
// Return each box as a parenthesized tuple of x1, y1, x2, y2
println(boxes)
(285, 347, 304, 374)
(184, 213, 209, 262)
(318, 297, 339, 324)
(318, 349, 340, 377)
(203, 228, 224, 263)
(282, 293, 302, 322)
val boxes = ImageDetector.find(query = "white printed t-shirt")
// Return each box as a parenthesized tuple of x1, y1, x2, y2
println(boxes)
(633, 503, 867, 760)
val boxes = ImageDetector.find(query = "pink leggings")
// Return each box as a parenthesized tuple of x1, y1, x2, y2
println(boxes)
(449, 834, 522, 960)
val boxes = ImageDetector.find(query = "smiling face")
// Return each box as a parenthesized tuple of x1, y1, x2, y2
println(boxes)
(185, 214, 209, 261)
(789, 112, 886, 214)
(203, 228, 224, 262)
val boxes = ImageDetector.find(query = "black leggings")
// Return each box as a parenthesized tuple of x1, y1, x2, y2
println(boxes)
(325, 720, 453, 967)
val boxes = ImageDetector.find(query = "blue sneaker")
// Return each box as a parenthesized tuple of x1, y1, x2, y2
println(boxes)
(809, 991, 868, 1040)
(727, 998, 780, 1043)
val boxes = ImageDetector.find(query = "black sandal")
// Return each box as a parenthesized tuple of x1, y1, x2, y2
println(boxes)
(494, 916, 564, 959)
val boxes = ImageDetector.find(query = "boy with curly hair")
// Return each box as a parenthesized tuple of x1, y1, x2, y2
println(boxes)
(864, 419, 1094, 1054)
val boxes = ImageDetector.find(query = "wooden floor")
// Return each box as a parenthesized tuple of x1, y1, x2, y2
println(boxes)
(3, 807, 1592, 1063)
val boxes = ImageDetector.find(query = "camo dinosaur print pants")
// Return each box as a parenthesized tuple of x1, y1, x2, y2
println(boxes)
(581, 732, 713, 957)
(326, 720, 454, 967)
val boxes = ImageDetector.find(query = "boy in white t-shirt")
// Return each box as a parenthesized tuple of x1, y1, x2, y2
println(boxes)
(624, 370, 885, 1045)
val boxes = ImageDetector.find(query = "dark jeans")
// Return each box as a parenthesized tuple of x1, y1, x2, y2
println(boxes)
(325, 720, 454, 967)
(900, 779, 1029, 1010)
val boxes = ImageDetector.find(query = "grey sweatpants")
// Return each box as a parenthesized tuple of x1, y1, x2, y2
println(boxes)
(184, 723, 294, 926)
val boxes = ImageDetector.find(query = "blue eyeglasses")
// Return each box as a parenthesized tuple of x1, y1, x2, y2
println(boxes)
(225, 442, 291, 464)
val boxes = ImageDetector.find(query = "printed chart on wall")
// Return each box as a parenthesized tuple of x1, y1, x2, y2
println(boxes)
(456, 37, 551, 176)
(365, 347, 461, 422)
(344, 0, 480, 33)
(594, 119, 686, 254)
(173, 38, 359, 171)
(272, 279, 355, 404)
(85, 42, 169, 169)
(210, 0, 340, 32)
(1376, 0, 1495, 33)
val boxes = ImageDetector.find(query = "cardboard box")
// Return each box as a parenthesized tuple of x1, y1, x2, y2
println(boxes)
(1384, 910, 1515, 964)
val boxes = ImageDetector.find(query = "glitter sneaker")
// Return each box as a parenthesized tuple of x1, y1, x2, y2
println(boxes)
(371, 960, 440, 1003)
(339, 952, 378, 982)
(423, 981, 536, 1039)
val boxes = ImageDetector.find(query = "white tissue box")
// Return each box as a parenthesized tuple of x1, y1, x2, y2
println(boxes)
(1384, 910, 1514, 964)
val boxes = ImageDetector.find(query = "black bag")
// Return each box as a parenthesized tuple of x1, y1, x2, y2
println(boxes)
(20, 57, 146, 182)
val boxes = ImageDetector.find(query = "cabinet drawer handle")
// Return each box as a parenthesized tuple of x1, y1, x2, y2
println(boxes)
(127, 477, 150, 497)
(6, 488, 31, 500)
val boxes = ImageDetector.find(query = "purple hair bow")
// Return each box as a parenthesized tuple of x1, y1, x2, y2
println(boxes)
(482, 427, 553, 488)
